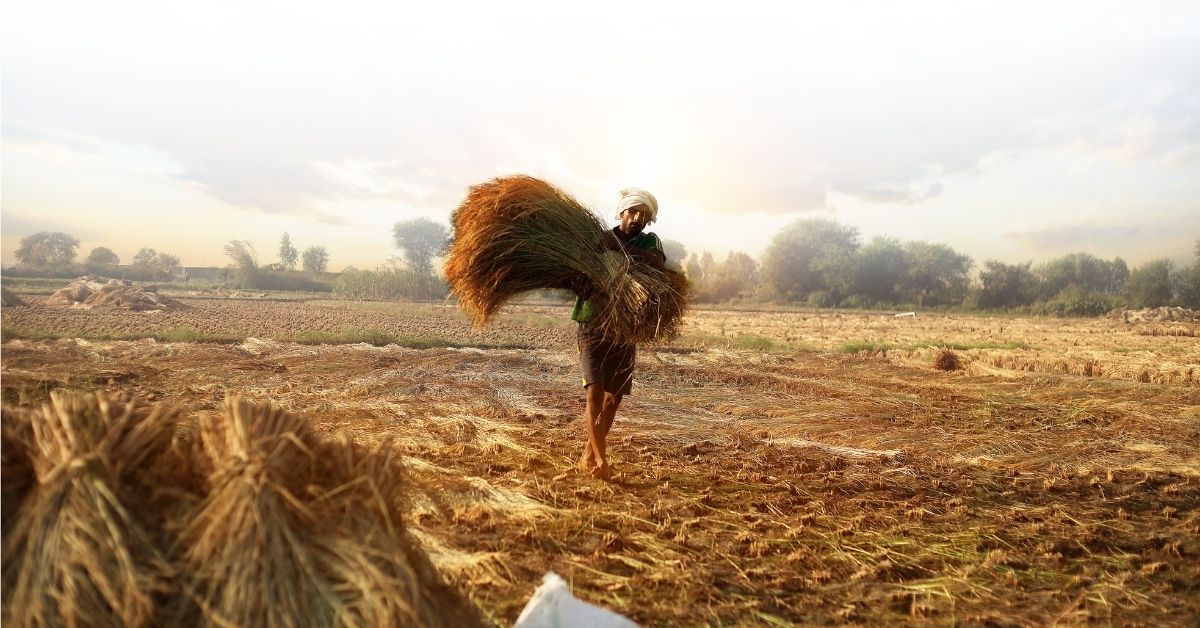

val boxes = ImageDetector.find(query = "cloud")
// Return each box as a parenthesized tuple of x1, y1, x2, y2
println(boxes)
(2, 1, 1197, 225)
(1, 210, 102, 241)
(834, 181, 943, 205)
(1, 120, 103, 155)
(1006, 212, 1200, 258)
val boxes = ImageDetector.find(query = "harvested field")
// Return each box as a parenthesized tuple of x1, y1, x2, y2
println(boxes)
(2, 293, 1198, 625)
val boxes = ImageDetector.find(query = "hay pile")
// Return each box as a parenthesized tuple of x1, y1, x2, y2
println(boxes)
(2, 391, 481, 627)
(1108, 306, 1200, 323)
(1, 286, 25, 307)
(47, 275, 182, 311)
(1, 392, 178, 627)
(933, 349, 961, 371)
(445, 175, 689, 344)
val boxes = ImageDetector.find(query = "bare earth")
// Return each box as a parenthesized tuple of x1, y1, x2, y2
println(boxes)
(2, 294, 1198, 625)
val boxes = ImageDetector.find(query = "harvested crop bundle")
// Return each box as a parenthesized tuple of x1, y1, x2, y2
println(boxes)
(445, 175, 689, 344)
(1, 391, 179, 628)
(1, 413, 35, 534)
(934, 349, 961, 371)
(174, 397, 481, 627)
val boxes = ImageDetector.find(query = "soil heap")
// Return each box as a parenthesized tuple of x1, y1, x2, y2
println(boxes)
(46, 276, 182, 311)
(1108, 306, 1199, 323)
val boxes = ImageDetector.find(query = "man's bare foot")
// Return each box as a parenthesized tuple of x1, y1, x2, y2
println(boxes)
(590, 462, 615, 481)
(578, 448, 595, 472)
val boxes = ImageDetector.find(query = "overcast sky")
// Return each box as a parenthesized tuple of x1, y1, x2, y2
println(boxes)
(3, 1, 1198, 271)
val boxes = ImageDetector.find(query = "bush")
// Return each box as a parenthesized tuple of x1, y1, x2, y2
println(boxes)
(334, 267, 448, 301)
(1, 264, 87, 279)
(1035, 285, 1115, 317)
(805, 290, 836, 308)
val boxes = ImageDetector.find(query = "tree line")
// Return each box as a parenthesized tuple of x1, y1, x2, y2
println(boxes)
(10, 220, 1200, 313)
(680, 218, 1200, 313)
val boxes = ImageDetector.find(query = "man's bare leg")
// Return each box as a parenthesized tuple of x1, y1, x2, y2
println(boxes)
(587, 392, 622, 480)
(579, 384, 606, 472)
(599, 392, 622, 441)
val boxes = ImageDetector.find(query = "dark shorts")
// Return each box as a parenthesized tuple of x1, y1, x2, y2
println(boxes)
(577, 322, 636, 395)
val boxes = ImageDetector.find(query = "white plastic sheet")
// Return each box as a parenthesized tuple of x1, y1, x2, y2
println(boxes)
(513, 572, 638, 628)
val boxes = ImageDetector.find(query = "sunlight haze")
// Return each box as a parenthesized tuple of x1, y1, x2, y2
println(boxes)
(3, 1, 1198, 270)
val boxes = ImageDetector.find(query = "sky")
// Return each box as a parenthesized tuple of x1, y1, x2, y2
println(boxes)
(2, 1, 1198, 271)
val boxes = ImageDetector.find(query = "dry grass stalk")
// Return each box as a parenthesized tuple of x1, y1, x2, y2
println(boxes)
(445, 175, 689, 344)
(933, 349, 961, 371)
(174, 396, 481, 627)
(1, 391, 179, 627)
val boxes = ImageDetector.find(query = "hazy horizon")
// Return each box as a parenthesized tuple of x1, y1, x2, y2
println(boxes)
(3, 1, 1198, 271)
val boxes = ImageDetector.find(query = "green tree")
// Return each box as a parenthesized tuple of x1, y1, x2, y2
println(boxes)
(698, 251, 761, 302)
(1179, 241, 1200, 308)
(978, 260, 1040, 308)
(853, 236, 907, 304)
(278, 232, 299, 271)
(302, 245, 330, 273)
(1126, 258, 1174, 307)
(661, 239, 687, 271)
(392, 218, 447, 275)
(1035, 252, 1129, 299)
(902, 241, 972, 307)
(133, 248, 158, 268)
(15, 231, 79, 267)
(131, 247, 181, 279)
(700, 251, 716, 278)
(156, 252, 180, 274)
(685, 253, 704, 281)
(86, 246, 120, 268)
(761, 218, 860, 301)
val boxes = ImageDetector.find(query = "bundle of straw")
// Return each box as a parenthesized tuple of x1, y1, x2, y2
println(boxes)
(1, 391, 179, 627)
(174, 397, 480, 627)
(445, 175, 690, 344)
(1, 412, 35, 535)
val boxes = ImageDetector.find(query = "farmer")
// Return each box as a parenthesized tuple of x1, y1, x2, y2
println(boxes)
(571, 188, 666, 480)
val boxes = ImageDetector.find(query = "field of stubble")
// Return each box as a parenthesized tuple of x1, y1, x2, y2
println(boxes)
(2, 293, 1198, 625)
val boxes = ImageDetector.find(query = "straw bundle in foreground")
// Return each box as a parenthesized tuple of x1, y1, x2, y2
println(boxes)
(445, 175, 689, 344)
(174, 397, 481, 627)
(1, 391, 179, 627)
(1, 413, 35, 534)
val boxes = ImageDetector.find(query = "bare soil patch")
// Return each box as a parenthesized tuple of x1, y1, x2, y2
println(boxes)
(3, 324, 1197, 624)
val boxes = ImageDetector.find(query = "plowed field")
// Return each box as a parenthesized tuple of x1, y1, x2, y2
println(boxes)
(2, 293, 1198, 625)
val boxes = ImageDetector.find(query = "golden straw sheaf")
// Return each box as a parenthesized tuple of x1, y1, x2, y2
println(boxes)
(171, 396, 482, 627)
(1, 391, 482, 627)
(1, 391, 179, 627)
(445, 175, 690, 344)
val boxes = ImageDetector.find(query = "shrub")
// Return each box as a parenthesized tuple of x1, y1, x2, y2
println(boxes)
(1037, 285, 1115, 317)
(334, 267, 448, 301)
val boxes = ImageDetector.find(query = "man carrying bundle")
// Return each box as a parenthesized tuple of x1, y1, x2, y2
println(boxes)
(571, 188, 666, 480)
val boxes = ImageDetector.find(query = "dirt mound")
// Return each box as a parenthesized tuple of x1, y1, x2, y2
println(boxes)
(1108, 306, 1200, 323)
(1, 287, 26, 307)
(46, 276, 182, 311)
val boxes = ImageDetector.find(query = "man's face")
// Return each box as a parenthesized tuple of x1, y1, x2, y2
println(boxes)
(620, 204, 648, 236)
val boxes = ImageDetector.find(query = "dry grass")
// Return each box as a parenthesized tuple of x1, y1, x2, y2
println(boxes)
(933, 349, 961, 371)
(0, 390, 483, 627)
(445, 175, 689, 344)
(2, 295, 1198, 624)
(172, 396, 483, 626)
(4, 334, 1196, 625)
(1, 391, 178, 627)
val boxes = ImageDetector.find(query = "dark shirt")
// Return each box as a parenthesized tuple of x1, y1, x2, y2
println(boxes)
(570, 227, 665, 323)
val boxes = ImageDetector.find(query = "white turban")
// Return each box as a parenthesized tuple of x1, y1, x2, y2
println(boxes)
(615, 187, 658, 224)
